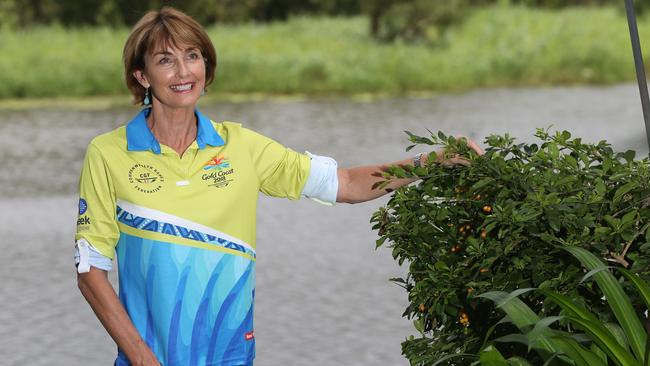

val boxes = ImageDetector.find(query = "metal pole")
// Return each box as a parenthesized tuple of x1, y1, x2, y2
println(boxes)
(624, 0, 650, 155)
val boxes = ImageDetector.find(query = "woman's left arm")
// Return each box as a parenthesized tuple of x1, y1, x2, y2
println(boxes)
(336, 140, 483, 204)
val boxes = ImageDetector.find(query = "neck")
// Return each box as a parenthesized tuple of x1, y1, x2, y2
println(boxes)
(147, 104, 197, 156)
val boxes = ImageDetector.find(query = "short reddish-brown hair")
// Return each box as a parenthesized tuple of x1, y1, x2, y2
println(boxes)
(123, 7, 217, 105)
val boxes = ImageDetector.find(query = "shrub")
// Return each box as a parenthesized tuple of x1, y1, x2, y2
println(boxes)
(363, 0, 650, 45)
(364, 0, 479, 45)
(372, 129, 650, 364)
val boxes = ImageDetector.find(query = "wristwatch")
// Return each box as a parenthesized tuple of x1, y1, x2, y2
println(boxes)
(413, 153, 424, 168)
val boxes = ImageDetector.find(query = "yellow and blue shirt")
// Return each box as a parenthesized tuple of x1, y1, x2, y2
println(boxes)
(75, 108, 319, 365)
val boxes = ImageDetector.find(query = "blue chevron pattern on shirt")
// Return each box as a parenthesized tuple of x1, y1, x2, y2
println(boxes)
(116, 205, 256, 258)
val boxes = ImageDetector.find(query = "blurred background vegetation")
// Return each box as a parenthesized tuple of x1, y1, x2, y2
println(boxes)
(2, 0, 650, 99)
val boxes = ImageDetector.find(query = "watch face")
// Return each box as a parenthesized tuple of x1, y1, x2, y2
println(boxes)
(414, 153, 422, 167)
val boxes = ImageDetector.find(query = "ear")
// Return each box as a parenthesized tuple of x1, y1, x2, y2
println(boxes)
(133, 70, 150, 88)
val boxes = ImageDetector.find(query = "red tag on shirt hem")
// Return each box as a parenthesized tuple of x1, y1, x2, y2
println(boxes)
(245, 331, 254, 341)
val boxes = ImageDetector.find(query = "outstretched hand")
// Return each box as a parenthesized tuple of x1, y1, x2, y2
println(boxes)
(433, 137, 484, 167)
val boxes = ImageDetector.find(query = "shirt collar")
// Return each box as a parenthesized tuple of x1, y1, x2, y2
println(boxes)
(126, 108, 225, 154)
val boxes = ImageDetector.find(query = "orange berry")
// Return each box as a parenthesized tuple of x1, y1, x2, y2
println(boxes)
(480, 230, 487, 239)
(418, 303, 426, 313)
(458, 310, 470, 327)
(480, 268, 489, 273)
(482, 205, 492, 213)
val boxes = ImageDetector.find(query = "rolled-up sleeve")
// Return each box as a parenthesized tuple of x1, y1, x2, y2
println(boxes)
(74, 142, 119, 272)
(301, 152, 338, 206)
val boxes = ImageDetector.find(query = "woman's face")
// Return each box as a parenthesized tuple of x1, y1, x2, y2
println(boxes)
(134, 43, 206, 109)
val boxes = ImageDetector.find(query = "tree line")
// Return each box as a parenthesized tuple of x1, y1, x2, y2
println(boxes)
(2, 0, 645, 44)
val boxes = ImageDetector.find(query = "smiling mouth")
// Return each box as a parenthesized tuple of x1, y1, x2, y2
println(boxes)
(170, 83, 194, 92)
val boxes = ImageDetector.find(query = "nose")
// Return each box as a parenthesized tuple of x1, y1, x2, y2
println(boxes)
(175, 58, 190, 77)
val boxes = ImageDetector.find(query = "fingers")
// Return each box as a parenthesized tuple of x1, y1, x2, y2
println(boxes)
(466, 139, 484, 155)
(440, 155, 470, 167)
(447, 158, 471, 167)
(455, 135, 484, 155)
(431, 135, 483, 168)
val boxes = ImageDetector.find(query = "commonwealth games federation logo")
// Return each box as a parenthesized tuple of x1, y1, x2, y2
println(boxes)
(128, 164, 165, 194)
(203, 155, 230, 170)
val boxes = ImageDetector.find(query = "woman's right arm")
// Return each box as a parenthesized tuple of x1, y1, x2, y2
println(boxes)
(77, 267, 160, 366)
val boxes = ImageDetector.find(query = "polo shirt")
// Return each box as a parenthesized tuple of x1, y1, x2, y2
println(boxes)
(75, 108, 311, 366)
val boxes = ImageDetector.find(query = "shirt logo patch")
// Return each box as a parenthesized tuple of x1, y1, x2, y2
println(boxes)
(78, 198, 88, 215)
(77, 198, 91, 230)
(203, 154, 230, 170)
(245, 331, 254, 341)
(202, 155, 235, 188)
(128, 164, 165, 194)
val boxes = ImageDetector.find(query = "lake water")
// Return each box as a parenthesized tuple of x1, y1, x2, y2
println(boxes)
(0, 83, 646, 365)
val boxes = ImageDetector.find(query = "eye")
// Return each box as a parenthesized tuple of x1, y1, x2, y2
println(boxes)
(188, 52, 200, 60)
(158, 57, 171, 64)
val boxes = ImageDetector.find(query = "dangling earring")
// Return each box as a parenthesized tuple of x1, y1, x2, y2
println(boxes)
(143, 87, 151, 105)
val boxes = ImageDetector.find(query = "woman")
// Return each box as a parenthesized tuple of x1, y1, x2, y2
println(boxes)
(74, 7, 482, 366)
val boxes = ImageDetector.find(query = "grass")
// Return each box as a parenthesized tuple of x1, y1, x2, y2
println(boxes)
(1, 4, 650, 100)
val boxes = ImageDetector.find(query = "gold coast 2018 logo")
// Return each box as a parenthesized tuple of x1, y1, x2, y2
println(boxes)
(128, 164, 165, 193)
(202, 154, 235, 188)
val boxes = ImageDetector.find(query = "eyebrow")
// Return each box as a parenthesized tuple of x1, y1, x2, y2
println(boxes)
(152, 47, 199, 57)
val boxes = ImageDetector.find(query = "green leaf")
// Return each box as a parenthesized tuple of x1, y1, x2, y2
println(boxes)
(589, 344, 608, 364)
(413, 318, 424, 334)
(495, 288, 537, 307)
(548, 142, 560, 159)
(602, 323, 629, 349)
(604, 215, 620, 230)
(565, 316, 640, 366)
(595, 179, 606, 196)
(479, 291, 557, 355)
(480, 345, 509, 366)
(527, 316, 564, 346)
(472, 178, 496, 192)
(564, 246, 648, 362)
(540, 290, 603, 333)
(617, 268, 650, 312)
(613, 182, 636, 203)
(578, 266, 613, 285)
(539, 290, 639, 364)
(550, 335, 608, 366)
(493, 334, 530, 346)
(479, 291, 539, 328)
(506, 356, 534, 366)
(623, 150, 636, 163)
(621, 210, 638, 226)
